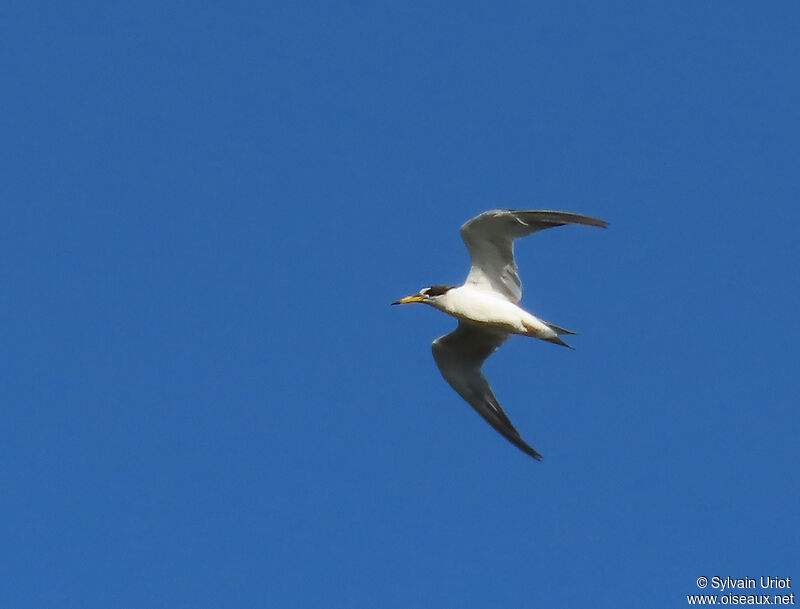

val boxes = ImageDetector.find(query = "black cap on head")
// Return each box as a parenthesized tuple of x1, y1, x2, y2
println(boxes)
(424, 285, 456, 297)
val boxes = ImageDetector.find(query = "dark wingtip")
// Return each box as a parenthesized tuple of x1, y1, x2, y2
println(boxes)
(512, 437, 544, 461)
(526, 444, 544, 461)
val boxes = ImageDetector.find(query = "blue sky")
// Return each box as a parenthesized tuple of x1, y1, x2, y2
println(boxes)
(2, 2, 798, 607)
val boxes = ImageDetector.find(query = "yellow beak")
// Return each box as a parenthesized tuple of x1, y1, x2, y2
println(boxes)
(391, 294, 425, 305)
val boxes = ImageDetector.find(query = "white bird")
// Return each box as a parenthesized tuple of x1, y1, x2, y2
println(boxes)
(392, 209, 607, 460)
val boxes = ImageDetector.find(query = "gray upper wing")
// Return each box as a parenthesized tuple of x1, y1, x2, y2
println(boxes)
(460, 209, 607, 303)
(431, 322, 543, 460)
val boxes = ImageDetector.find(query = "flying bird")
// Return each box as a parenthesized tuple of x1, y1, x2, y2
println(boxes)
(392, 209, 607, 460)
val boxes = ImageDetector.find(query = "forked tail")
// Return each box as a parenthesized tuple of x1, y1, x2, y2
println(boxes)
(542, 320, 576, 349)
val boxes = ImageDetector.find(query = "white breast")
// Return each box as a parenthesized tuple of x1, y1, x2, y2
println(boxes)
(437, 285, 552, 337)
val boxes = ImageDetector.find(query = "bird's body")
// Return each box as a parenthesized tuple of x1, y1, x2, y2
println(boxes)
(423, 284, 557, 339)
(393, 209, 606, 460)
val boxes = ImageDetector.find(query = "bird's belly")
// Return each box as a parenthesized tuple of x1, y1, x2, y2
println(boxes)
(444, 292, 551, 337)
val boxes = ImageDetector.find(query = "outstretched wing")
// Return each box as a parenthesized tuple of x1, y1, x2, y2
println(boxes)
(460, 209, 607, 303)
(431, 322, 542, 460)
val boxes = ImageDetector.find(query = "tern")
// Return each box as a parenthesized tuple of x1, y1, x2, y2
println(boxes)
(392, 209, 607, 460)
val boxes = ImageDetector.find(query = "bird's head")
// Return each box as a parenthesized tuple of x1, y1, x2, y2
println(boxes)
(392, 284, 455, 308)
